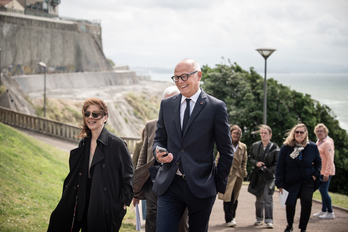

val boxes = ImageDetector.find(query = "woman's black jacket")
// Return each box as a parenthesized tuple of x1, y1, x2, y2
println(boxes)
(248, 141, 280, 194)
(275, 141, 321, 206)
(47, 127, 134, 232)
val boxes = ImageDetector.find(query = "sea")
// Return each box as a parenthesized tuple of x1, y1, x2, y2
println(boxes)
(144, 71, 348, 132)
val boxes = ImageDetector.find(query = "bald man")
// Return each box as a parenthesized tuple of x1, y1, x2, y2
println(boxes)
(153, 58, 234, 231)
(133, 86, 188, 232)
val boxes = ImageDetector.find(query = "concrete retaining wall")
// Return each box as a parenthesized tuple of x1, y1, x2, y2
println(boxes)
(14, 70, 139, 93)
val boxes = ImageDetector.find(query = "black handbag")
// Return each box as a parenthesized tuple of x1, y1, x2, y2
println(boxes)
(247, 168, 266, 197)
(247, 143, 271, 197)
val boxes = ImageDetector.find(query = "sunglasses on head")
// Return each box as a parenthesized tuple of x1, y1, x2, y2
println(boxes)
(295, 131, 305, 134)
(84, 111, 103, 119)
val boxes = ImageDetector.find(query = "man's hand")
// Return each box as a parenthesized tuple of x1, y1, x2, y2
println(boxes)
(133, 198, 140, 207)
(156, 149, 173, 163)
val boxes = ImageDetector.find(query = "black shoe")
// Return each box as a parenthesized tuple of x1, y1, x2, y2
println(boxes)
(300, 230, 306, 232)
(284, 225, 293, 232)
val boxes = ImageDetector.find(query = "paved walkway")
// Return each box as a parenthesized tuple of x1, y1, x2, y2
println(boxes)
(209, 185, 348, 232)
(16, 127, 348, 232)
(16, 127, 78, 153)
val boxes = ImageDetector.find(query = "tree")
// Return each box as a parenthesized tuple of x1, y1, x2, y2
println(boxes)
(201, 60, 348, 195)
(107, 58, 115, 67)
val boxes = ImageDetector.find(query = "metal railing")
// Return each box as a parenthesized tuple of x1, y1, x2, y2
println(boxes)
(0, 106, 140, 153)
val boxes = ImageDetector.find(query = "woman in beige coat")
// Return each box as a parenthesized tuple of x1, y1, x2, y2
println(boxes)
(216, 125, 248, 227)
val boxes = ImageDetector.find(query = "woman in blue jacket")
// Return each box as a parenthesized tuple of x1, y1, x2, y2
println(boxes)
(275, 123, 321, 232)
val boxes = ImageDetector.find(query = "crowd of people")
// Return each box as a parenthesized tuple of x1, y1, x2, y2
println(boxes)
(46, 58, 336, 232)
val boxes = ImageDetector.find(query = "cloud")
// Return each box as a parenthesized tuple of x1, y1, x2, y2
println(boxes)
(59, 0, 348, 71)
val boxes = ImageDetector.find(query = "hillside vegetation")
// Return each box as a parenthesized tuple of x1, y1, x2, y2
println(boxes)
(30, 90, 164, 138)
(202, 60, 348, 195)
(0, 123, 135, 231)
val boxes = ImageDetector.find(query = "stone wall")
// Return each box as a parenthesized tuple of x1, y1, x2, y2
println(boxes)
(13, 70, 139, 93)
(0, 11, 113, 74)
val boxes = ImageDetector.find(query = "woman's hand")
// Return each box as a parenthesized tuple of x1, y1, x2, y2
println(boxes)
(256, 161, 265, 168)
(323, 175, 329, 182)
(279, 188, 283, 194)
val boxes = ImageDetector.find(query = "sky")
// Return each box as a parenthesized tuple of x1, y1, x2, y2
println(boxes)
(59, 0, 348, 73)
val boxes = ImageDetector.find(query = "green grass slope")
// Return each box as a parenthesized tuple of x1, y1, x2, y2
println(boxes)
(0, 123, 135, 231)
(0, 122, 69, 231)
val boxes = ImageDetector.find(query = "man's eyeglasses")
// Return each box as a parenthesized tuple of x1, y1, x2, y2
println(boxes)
(84, 111, 103, 119)
(295, 131, 305, 134)
(171, 71, 198, 82)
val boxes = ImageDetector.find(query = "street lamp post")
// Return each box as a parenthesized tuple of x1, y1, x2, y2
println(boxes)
(256, 48, 276, 125)
(38, 62, 47, 117)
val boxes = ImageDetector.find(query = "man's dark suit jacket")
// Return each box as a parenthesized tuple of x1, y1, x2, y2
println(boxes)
(153, 89, 234, 198)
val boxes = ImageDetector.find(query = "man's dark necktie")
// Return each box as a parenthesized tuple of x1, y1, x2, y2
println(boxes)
(180, 98, 191, 176)
(182, 98, 191, 135)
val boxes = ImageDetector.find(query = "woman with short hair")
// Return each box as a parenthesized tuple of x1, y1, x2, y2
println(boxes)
(216, 125, 248, 227)
(48, 98, 134, 232)
(312, 123, 335, 219)
(248, 125, 279, 229)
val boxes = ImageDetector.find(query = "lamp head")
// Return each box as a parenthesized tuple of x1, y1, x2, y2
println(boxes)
(38, 62, 47, 68)
(256, 48, 276, 59)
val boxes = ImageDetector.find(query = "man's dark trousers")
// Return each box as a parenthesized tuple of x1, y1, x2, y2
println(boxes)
(156, 176, 215, 232)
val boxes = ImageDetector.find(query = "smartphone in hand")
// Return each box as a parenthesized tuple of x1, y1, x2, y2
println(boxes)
(156, 146, 168, 157)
